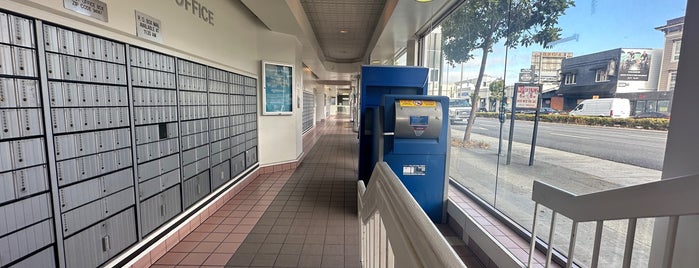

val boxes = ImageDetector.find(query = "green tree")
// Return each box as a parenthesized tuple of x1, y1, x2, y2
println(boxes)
(489, 79, 505, 111)
(441, 0, 574, 142)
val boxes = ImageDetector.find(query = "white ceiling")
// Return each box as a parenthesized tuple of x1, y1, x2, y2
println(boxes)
(241, 0, 457, 84)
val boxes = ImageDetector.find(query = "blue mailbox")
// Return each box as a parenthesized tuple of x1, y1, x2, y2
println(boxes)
(382, 95, 449, 223)
(358, 66, 428, 181)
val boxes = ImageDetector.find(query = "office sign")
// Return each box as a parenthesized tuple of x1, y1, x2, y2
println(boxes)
(135, 11, 162, 43)
(262, 61, 294, 115)
(64, 0, 108, 22)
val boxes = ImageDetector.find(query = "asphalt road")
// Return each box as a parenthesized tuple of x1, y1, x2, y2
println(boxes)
(451, 117, 668, 170)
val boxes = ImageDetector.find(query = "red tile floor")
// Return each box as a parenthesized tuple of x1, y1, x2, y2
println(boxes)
(150, 117, 493, 267)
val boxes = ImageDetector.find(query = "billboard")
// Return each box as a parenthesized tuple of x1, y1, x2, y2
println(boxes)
(619, 49, 652, 81)
(515, 84, 541, 109)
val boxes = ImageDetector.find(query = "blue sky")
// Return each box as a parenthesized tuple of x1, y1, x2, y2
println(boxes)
(442, 0, 688, 86)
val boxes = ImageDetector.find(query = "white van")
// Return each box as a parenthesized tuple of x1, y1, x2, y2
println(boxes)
(569, 98, 631, 118)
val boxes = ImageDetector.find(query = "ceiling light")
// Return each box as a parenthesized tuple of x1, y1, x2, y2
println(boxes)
(339, 29, 349, 34)
(415, 0, 433, 2)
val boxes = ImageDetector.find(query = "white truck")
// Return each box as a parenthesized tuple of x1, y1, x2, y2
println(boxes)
(569, 98, 630, 118)
(449, 98, 472, 124)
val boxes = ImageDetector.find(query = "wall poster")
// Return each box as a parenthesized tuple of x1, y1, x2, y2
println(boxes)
(262, 61, 293, 115)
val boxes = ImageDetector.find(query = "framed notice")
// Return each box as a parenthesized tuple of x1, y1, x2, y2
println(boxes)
(262, 61, 294, 115)
(514, 83, 542, 109)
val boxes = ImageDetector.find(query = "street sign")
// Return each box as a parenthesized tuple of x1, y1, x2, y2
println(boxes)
(515, 84, 540, 109)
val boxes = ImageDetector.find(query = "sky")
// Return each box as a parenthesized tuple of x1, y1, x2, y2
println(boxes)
(440, 0, 688, 86)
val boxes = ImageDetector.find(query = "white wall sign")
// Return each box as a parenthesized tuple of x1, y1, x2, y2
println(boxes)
(64, 0, 108, 22)
(135, 11, 162, 43)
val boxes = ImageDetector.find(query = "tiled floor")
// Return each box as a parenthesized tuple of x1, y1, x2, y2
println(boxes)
(153, 117, 361, 267)
(152, 116, 488, 267)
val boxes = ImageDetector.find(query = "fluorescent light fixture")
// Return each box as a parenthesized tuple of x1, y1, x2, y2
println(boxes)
(415, 0, 433, 2)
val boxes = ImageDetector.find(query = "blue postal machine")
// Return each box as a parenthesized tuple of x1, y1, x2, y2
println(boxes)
(382, 95, 449, 223)
(358, 65, 449, 223)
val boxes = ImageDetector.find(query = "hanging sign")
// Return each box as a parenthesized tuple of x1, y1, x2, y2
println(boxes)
(64, 0, 108, 22)
(135, 11, 163, 43)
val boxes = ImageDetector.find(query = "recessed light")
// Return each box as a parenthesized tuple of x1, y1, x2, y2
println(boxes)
(415, 0, 433, 2)
(339, 29, 349, 34)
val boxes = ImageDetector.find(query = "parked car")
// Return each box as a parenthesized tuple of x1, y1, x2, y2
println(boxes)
(633, 112, 670, 119)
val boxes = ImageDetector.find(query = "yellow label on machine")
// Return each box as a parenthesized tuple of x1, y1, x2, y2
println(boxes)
(399, 100, 436, 107)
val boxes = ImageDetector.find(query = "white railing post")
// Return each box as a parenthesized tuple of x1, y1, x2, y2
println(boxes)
(528, 203, 540, 267)
(622, 218, 637, 268)
(590, 220, 604, 268)
(662, 216, 679, 268)
(545, 212, 558, 268)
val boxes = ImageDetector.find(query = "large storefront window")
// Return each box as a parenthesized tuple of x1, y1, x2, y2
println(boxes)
(430, 0, 686, 266)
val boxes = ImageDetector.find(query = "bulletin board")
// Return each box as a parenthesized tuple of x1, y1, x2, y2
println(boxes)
(262, 61, 294, 115)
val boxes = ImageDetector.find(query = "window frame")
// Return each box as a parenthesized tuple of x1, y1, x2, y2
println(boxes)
(669, 71, 677, 90)
(595, 69, 608, 82)
(564, 73, 577, 85)
(672, 40, 681, 62)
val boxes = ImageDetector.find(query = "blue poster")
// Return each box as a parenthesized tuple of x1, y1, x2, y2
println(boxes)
(264, 63, 293, 114)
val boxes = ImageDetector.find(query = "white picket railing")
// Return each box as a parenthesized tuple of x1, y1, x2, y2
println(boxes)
(358, 162, 465, 268)
(529, 173, 699, 268)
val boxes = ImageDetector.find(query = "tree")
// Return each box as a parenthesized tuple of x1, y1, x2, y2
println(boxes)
(441, 0, 574, 142)
(489, 79, 505, 111)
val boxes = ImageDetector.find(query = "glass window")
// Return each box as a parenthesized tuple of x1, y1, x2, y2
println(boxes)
(432, 0, 685, 266)
(669, 71, 677, 90)
(672, 40, 681, 62)
(595, 69, 608, 82)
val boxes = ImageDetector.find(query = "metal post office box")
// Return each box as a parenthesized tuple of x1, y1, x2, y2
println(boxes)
(78, 84, 94, 107)
(182, 162, 196, 180)
(74, 155, 93, 181)
(130, 67, 140, 86)
(0, 44, 13, 75)
(131, 87, 143, 106)
(45, 52, 62, 79)
(96, 129, 115, 152)
(93, 85, 106, 106)
(210, 151, 221, 165)
(136, 48, 145, 67)
(50, 108, 66, 133)
(47, 81, 63, 107)
(88, 37, 104, 60)
(161, 169, 179, 189)
(115, 148, 132, 168)
(10, 246, 56, 268)
(42, 24, 59, 52)
(60, 176, 101, 210)
(54, 134, 76, 160)
(139, 193, 162, 235)
(0, 77, 17, 108)
(61, 197, 102, 236)
(116, 86, 128, 106)
(73, 32, 89, 58)
(13, 165, 49, 199)
(168, 138, 179, 154)
(136, 143, 149, 163)
(137, 158, 159, 181)
(148, 141, 159, 159)
(76, 57, 90, 82)
(56, 158, 77, 186)
(113, 43, 125, 64)
(10, 138, 45, 169)
(132, 107, 143, 125)
(97, 151, 116, 174)
(148, 124, 159, 142)
(105, 108, 118, 128)
(90, 59, 104, 83)
(118, 107, 129, 127)
(19, 108, 43, 137)
(160, 154, 179, 173)
(158, 139, 169, 157)
(134, 125, 147, 144)
(104, 86, 116, 106)
(102, 167, 132, 195)
(76, 132, 96, 156)
(62, 83, 79, 107)
(102, 40, 114, 62)
(103, 62, 114, 83)
(94, 107, 108, 127)
(0, 172, 15, 203)
(0, 219, 54, 267)
(7, 15, 33, 47)
(138, 177, 160, 200)
(114, 128, 130, 148)
(57, 28, 75, 55)
(16, 79, 39, 108)
(0, 109, 20, 139)
(79, 108, 96, 131)
(12, 46, 36, 77)
(60, 55, 76, 81)
(115, 65, 127, 85)
(181, 148, 196, 165)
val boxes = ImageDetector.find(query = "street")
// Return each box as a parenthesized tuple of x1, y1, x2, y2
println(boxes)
(451, 117, 668, 170)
